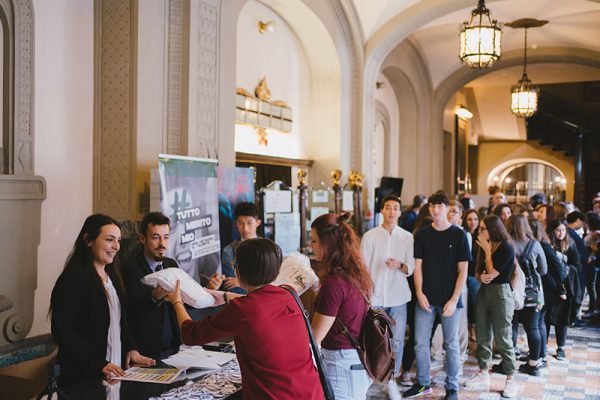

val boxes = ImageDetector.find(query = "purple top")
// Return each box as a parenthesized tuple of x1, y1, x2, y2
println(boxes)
(315, 274, 368, 350)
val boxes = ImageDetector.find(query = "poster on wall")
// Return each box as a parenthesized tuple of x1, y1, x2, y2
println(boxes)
(217, 167, 255, 249)
(158, 155, 221, 283)
(274, 213, 300, 256)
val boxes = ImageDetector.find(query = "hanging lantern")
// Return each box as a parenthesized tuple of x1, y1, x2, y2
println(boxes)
(459, 0, 502, 69)
(511, 72, 539, 118)
(506, 19, 548, 118)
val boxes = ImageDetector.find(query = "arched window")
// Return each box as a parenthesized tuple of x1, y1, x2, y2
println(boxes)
(492, 161, 566, 204)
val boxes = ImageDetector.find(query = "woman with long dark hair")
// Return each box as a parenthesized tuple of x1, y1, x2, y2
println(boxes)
(464, 215, 517, 398)
(462, 209, 481, 341)
(51, 214, 154, 387)
(311, 213, 375, 400)
(508, 214, 547, 376)
(547, 219, 581, 361)
(529, 218, 566, 368)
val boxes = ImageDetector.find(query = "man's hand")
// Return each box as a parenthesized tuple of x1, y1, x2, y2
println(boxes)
(223, 277, 241, 290)
(442, 298, 457, 317)
(205, 273, 225, 290)
(416, 292, 431, 312)
(152, 285, 168, 301)
(385, 258, 402, 270)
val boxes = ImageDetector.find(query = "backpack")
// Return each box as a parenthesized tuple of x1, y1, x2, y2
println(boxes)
(518, 240, 544, 308)
(335, 298, 396, 382)
(511, 259, 526, 310)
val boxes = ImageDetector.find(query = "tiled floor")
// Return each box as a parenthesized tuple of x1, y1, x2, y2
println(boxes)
(368, 319, 600, 399)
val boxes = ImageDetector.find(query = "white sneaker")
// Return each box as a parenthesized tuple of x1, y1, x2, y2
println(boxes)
(464, 372, 490, 388)
(387, 379, 402, 400)
(502, 378, 518, 398)
(398, 372, 412, 387)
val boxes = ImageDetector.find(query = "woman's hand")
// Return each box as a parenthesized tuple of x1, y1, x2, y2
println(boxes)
(479, 272, 493, 284)
(223, 277, 240, 290)
(206, 273, 225, 290)
(102, 362, 125, 380)
(165, 280, 182, 304)
(476, 235, 492, 258)
(126, 350, 155, 368)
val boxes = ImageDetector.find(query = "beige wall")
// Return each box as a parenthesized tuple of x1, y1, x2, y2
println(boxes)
(31, 0, 94, 337)
(476, 141, 575, 202)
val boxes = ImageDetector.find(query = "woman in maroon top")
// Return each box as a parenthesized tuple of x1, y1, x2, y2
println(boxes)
(166, 238, 323, 400)
(311, 213, 375, 400)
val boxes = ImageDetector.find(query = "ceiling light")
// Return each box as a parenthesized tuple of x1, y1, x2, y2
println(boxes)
(459, 0, 502, 69)
(507, 18, 548, 118)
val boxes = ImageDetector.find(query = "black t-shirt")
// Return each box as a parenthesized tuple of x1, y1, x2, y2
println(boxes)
(487, 241, 515, 285)
(414, 224, 471, 307)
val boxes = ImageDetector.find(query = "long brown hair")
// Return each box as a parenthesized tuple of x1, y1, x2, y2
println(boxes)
(311, 213, 374, 295)
(508, 214, 533, 241)
(476, 215, 511, 274)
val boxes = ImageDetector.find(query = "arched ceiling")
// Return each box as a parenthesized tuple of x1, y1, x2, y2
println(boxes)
(352, 0, 600, 141)
(353, 0, 600, 88)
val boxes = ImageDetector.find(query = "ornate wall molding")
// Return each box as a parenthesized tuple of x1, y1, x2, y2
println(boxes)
(165, 0, 189, 155)
(93, 0, 137, 219)
(6, 0, 34, 175)
(193, 0, 220, 159)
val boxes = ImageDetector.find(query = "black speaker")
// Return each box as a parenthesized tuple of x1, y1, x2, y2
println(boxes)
(375, 177, 404, 211)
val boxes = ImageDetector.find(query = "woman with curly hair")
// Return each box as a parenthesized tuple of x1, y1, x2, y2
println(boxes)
(311, 213, 375, 400)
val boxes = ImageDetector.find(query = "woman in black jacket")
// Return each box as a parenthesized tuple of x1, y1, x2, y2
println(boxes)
(546, 219, 581, 361)
(51, 214, 154, 387)
(529, 218, 567, 368)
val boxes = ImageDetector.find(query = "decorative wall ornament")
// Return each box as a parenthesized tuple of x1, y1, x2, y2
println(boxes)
(94, 0, 137, 219)
(235, 78, 293, 146)
(165, 0, 189, 155)
(194, 0, 220, 159)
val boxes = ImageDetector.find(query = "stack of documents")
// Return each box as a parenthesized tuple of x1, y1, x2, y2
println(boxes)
(162, 346, 237, 370)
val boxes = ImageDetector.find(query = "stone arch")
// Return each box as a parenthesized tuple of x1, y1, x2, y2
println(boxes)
(374, 99, 391, 176)
(218, 0, 361, 185)
(487, 158, 566, 188)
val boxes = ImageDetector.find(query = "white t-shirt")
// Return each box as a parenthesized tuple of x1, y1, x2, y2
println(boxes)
(361, 225, 415, 307)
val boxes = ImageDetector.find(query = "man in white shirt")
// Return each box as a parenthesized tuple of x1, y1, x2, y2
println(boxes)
(361, 194, 415, 399)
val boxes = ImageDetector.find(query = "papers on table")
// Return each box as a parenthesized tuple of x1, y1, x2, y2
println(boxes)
(162, 346, 237, 370)
(115, 367, 183, 384)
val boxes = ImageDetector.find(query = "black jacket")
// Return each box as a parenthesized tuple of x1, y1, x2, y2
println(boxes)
(51, 264, 134, 387)
(121, 252, 181, 358)
(540, 241, 568, 306)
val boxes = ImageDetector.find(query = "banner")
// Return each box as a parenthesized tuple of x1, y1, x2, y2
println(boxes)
(217, 167, 255, 248)
(158, 155, 221, 282)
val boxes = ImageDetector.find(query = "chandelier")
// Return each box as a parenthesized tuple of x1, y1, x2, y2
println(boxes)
(459, 0, 502, 69)
(507, 19, 548, 118)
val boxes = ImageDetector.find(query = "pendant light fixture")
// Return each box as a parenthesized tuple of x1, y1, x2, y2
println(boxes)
(506, 18, 548, 118)
(459, 0, 502, 69)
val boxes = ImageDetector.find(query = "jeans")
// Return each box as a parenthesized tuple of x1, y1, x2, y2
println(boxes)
(586, 265, 599, 313)
(538, 308, 548, 359)
(518, 307, 543, 361)
(544, 303, 568, 348)
(321, 348, 371, 400)
(475, 283, 515, 374)
(414, 304, 462, 391)
(375, 304, 407, 375)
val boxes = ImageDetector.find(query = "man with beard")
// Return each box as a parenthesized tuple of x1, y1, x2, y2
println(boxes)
(122, 212, 181, 358)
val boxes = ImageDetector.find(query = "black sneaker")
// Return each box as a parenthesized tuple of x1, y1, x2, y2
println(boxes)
(556, 348, 566, 360)
(403, 383, 433, 398)
(491, 362, 507, 375)
(444, 389, 458, 400)
(518, 363, 540, 376)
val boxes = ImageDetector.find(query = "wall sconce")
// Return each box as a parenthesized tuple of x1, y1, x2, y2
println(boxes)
(258, 20, 276, 34)
(456, 106, 474, 120)
(375, 81, 386, 89)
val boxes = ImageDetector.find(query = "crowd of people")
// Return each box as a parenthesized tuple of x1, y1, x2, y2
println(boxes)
(49, 192, 600, 399)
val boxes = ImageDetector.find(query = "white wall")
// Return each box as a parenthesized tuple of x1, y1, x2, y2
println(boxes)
(234, 1, 310, 159)
(30, 0, 95, 337)
(373, 73, 399, 177)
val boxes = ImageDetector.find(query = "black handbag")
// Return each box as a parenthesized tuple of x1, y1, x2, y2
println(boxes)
(280, 285, 335, 400)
